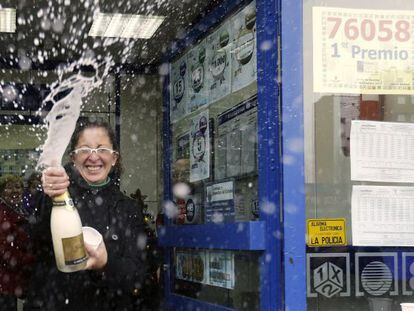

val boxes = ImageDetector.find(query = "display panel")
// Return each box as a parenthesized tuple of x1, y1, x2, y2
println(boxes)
(168, 1, 259, 309)
(304, 1, 414, 310)
(173, 248, 260, 310)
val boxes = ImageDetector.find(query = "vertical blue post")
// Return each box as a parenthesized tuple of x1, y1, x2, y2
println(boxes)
(256, 0, 282, 310)
(161, 68, 173, 310)
(281, 0, 306, 309)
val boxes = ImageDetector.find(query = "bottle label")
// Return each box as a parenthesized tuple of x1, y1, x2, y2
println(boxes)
(53, 198, 75, 211)
(61, 234, 88, 265)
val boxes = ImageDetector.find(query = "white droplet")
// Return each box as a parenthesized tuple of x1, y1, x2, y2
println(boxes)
(172, 182, 190, 199)
(164, 201, 178, 219)
(261, 201, 276, 214)
(212, 212, 224, 223)
(260, 40, 272, 51)
(286, 137, 304, 153)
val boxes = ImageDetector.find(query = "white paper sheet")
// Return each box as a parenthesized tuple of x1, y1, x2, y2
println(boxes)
(313, 7, 414, 95)
(231, 0, 257, 92)
(187, 40, 208, 112)
(350, 120, 414, 182)
(189, 110, 210, 182)
(206, 21, 232, 104)
(352, 185, 414, 246)
(170, 54, 189, 123)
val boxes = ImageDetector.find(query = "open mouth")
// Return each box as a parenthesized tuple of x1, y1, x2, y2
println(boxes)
(85, 165, 103, 172)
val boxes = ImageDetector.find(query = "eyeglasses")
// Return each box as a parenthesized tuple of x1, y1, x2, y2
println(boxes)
(71, 147, 118, 157)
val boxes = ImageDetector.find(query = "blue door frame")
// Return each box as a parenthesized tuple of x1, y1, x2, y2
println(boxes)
(280, 0, 306, 309)
(159, 0, 307, 310)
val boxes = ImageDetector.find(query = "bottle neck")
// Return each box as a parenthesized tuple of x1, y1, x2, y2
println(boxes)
(52, 191, 75, 211)
(53, 190, 70, 202)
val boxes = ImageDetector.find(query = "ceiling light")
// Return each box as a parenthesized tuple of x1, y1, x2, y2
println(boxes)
(0, 8, 16, 33)
(89, 13, 164, 39)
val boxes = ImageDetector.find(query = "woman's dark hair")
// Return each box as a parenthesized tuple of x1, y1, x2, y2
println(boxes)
(69, 120, 123, 177)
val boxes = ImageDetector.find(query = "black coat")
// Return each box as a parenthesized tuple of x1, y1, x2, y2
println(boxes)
(25, 168, 147, 311)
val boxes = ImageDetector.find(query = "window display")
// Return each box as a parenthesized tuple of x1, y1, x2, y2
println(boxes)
(167, 1, 259, 309)
(304, 1, 414, 310)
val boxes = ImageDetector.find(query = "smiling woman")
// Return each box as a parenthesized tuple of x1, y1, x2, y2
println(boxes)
(25, 121, 147, 311)
(70, 126, 119, 185)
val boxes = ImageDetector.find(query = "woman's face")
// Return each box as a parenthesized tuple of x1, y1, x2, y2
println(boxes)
(2, 181, 23, 206)
(71, 127, 118, 184)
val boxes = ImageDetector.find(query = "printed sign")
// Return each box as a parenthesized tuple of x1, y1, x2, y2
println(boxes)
(215, 97, 257, 180)
(170, 54, 189, 122)
(355, 252, 398, 297)
(187, 40, 208, 111)
(189, 110, 210, 182)
(206, 21, 232, 104)
(205, 180, 235, 223)
(231, 0, 257, 92)
(175, 250, 235, 289)
(307, 218, 347, 247)
(402, 252, 414, 295)
(175, 250, 207, 283)
(313, 7, 414, 94)
(175, 132, 190, 161)
(208, 251, 235, 289)
(307, 253, 351, 298)
(307, 251, 414, 299)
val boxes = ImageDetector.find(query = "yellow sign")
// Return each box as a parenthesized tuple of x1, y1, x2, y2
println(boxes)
(307, 218, 346, 247)
(313, 7, 414, 95)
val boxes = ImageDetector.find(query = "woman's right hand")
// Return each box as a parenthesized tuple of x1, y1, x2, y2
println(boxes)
(41, 166, 70, 198)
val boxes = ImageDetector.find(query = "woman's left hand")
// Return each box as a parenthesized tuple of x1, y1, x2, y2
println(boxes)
(84, 240, 108, 270)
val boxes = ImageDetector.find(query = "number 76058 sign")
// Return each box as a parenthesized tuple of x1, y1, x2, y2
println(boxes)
(313, 7, 414, 94)
(327, 17, 410, 42)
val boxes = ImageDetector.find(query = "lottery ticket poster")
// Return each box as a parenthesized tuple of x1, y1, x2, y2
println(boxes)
(205, 180, 235, 224)
(206, 21, 233, 104)
(231, 0, 257, 93)
(190, 110, 210, 182)
(170, 54, 189, 123)
(187, 40, 209, 112)
(175, 251, 193, 282)
(208, 251, 235, 289)
(313, 7, 414, 94)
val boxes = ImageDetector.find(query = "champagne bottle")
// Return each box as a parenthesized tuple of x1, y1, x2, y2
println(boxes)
(51, 190, 88, 272)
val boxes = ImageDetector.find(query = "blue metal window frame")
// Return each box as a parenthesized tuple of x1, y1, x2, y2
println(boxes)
(160, 0, 286, 310)
(255, 0, 282, 310)
(280, 0, 306, 309)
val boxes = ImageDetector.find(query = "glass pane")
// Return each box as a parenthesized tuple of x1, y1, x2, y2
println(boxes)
(173, 248, 260, 310)
(169, 1, 259, 226)
(304, 0, 414, 310)
(167, 1, 260, 308)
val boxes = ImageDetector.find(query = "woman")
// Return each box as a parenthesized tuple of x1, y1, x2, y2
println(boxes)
(25, 121, 147, 311)
(0, 175, 34, 309)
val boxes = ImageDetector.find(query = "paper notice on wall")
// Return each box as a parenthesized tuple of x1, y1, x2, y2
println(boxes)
(350, 120, 414, 182)
(231, 0, 257, 92)
(208, 251, 235, 289)
(206, 21, 232, 104)
(352, 185, 414, 246)
(205, 181, 235, 223)
(313, 7, 414, 94)
(187, 40, 208, 112)
(170, 54, 189, 123)
(175, 250, 208, 283)
(215, 97, 258, 179)
(190, 110, 210, 182)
